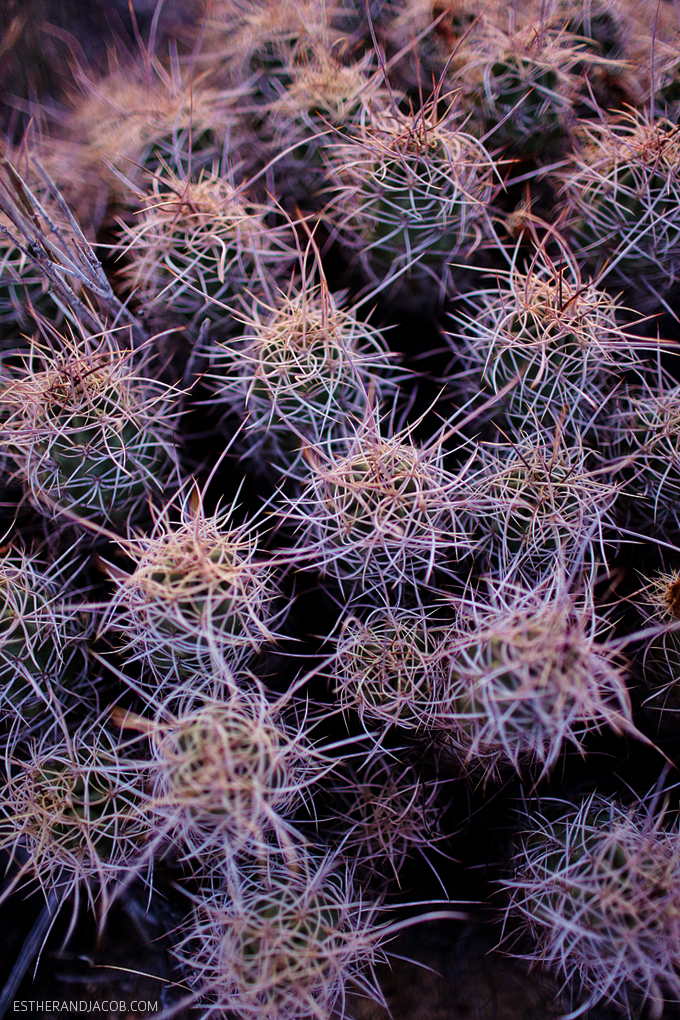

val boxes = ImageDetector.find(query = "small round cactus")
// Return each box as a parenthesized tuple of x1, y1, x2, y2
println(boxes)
(608, 377, 680, 532)
(561, 111, 680, 300)
(0, 233, 62, 346)
(119, 168, 296, 340)
(47, 61, 241, 228)
(174, 848, 386, 1020)
(0, 723, 150, 905)
(287, 416, 474, 591)
(474, 429, 619, 585)
(148, 691, 324, 860)
(320, 753, 443, 882)
(0, 548, 91, 742)
(101, 494, 282, 688)
(450, 20, 587, 158)
(332, 603, 444, 733)
(446, 245, 646, 438)
(265, 42, 380, 205)
(502, 793, 680, 1016)
(2, 336, 179, 528)
(208, 284, 398, 469)
(633, 571, 680, 721)
(434, 586, 635, 779)
(327, 101, 498, 306)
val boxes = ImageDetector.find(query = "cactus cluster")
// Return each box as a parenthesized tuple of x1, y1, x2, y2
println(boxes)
(2, 0, 680, 1017)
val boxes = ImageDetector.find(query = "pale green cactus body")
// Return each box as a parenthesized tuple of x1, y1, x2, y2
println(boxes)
(332, 604, 443, 732)
(0, 550, 90, 740)
(563, 112, 680, 298)
(148, 693, 324, 859)
(209, 286, 398, 470)
(328, 105, 498, 306)
(0, 724, 149, 904)
(447, 249, 645, 438)
(2, 339, 179, 528)
(102, 497, 281, 689)
(120, 171, 297, 340)
(175, 850, 385, 1020)
(474, 431, 619, 584)
(503, 794, 680, 1016)
(434, 589, 634, 779)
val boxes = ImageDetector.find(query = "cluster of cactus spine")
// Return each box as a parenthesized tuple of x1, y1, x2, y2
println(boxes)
(502, 792, 680, 1018)
(1, 335, 180, 528)
(207, 281, 399, 468)
(100, 491, 282, 691)
(433, 585, 636, 779)
(4, 0, 680, 1016)
(561, 110, 680, 301)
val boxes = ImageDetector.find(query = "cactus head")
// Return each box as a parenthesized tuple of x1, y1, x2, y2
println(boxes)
(175, 849, 385, 1020)
(563, 112, 680, 298)
(502, 793, 680, 1016)
(332, 604, 442, 732)
(209, 285, 397, 469)
(436, 587, 635, 778)
(149, 692, 320, 858)
(103, 495, 281, 688)
(2, 337, 179, 529)
(0, 724, 149, 903)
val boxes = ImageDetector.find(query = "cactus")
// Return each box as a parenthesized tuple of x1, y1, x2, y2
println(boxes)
(147, 691, 325, 861)
(0, 548, 91, 744)
(608, 376, 680, 533)
(434, 585, 635, 779)
(265, 42, 382, 206)
(331, 602, 444, 734)
(561, 111, 680, 300)
(327, 100, 498, 306)
(2, 2, 680, 1013)
(118, 168, 297, 341)
(202, 0, 342, 101)
(474, 428, 619, 585)
(446, 244, 648, 438)
(286, 414, 477, 592)
(101, 493, 282, 689)
(44, 61, 243, 229)
(0, 721, 150, 907)
(208, 283, 398, 470)
(502, 793, 680, 1016)
(449, 21, 588, 158)
(1, 335, 180, 529)
(174, 848, 386, 1020)
(319, 752, 443, 882)
(633, 571, 680, 720)
(0, 233, 63, 347)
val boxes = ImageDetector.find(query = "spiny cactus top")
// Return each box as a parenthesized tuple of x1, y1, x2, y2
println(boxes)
(447, 245, 649, 437)
(147, 691, 326, 859)
(1, 338, 179, 529)
(434, 585, 635, 778)
(174, 848, 386, 1020)
(319, 753, 443, 883)
(286, 416, 478, 591)
(445, 20, 593, 157)
(0, 723, 149, 906)
(503, 793, 680, 1016)
(472, 428, 619, 585)
(332, 603, 445, 733)
(0, 548, 91, 742)
(327, 101, 498, 305)
(562, 111, 680, 296)
(119, 169, 297, 338)
(208, 284, 398, 467)
(45, 63, 243, 226)
(101, 495, 282, 688)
